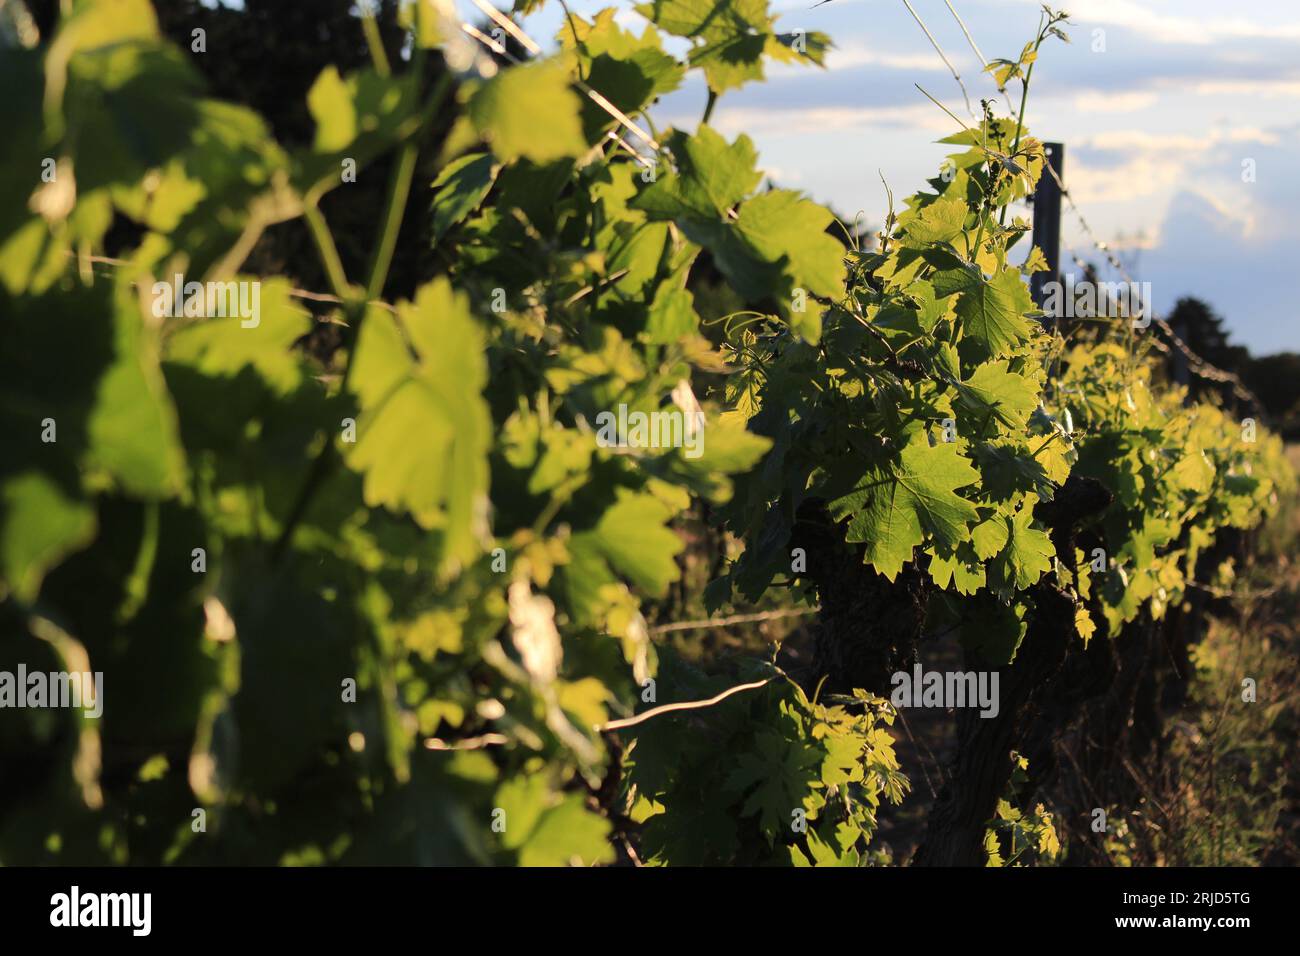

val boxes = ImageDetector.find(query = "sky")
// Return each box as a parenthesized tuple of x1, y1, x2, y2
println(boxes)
(497, 0, 1300, 355)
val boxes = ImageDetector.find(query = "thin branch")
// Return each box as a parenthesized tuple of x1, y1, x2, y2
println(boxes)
(423, 733, 509, 751)
(596, 679, 772, 732)
(647, 606, 817, 635)
(893, 706, 940, 799)
(702, 88, 719, 125)
(273, 60, 450, 562)
(460, 22, 660, 151)
(560, 268, 630, 307)
(359, 1, 391, 76)
(469, 0, 540, 54)
(303, 205, 353, 302)
(942, 0, 1015, 113)
(942, 0, 987, 63)
(901, 0, 973, 117)
(365, 138, 420, 300)
(914, 83, 974, 135)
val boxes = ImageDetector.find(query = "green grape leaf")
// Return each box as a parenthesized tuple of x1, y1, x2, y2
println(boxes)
(636, 0, 774, 94)
(901, 195, 967, 245)
(636, 126, 762, 220)
(517, 794, 615, 867)
(306, 65, 406, 153)
(226, 554, 357, 791)
(493, 773, 552, 851)
(297, 66, 419, 192)
(689, 31, 766, 94)
(791, 827, 861, 867)
(644, 282, 699, 343)
(87, 288, 187, 498)
(735, 189, 848, 301)
(988, 505, 1055, 599)
(636, 0, 771, 37)
(971, 514, 1012, 559)
(956, 360, 1040, 431)
(829, 437, 980, 580)
(48, 0, 203, 193)
(429, 152, 499, 242)
(345, 279, 491, 569)
(768, 31, 833, 67)
(560, 9, 685, 138)
(961, 597, 1028, 665)
(468, 60, 587, 163)
(927, 541, 986, 595)
(165, 278, 311, 394)
(722, 728, 822, 839)
(0, 473, 96, 603)
(569, 489, 685, 597)
(306, 66, 358, 152)
(935, 266, 1036, 364)
(668, 413, 773, 502)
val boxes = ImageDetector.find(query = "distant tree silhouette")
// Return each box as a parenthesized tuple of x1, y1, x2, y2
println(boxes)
(1242, 353, 1300, 440)
(1165, 297, 1250, 377)
(1164, 296, 1300, 438)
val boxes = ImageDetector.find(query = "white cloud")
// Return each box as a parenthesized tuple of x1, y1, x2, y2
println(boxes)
(1058, 125, 1277, 212)
(1074, 126, 1276, 153)
(823, 43, 952, 73)
(699, 102, 959, 137)
(1001, 0, 1300, 45)
(1191, 79, 1300, 98)
(1072, 90, 1158, 113)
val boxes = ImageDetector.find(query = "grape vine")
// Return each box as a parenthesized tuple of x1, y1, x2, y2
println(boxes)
(0, 0, 1291, 868)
